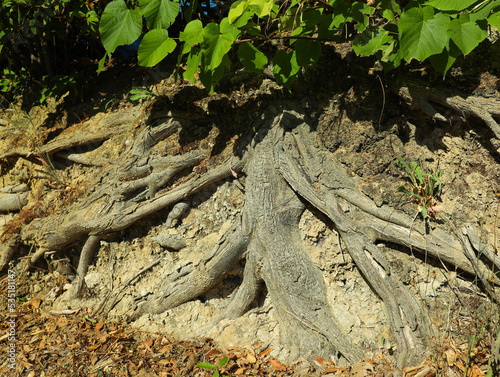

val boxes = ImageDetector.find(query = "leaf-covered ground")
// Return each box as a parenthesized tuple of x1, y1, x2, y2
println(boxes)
(0, 270, 492, 377)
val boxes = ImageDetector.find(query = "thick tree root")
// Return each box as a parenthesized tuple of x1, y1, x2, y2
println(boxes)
(397, 83, 500, 140)
(132, 213, 251, 317)
(16, 107, 499, 367)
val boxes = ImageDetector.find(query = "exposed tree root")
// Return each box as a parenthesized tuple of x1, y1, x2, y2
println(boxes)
(396, 82, 500, 140)
(12, 106, 500, 367)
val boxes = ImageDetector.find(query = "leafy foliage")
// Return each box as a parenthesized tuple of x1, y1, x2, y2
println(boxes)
(2, 0, 499, 104)
(97, 0, 500, 91)
(0, 0, 100, 106)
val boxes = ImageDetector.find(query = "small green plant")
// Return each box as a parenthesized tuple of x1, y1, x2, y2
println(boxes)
(129, 87, 157, 101)
(380, 335, 396, 354)
(196, 356, 229, 377)
(396, 157, 443, 219)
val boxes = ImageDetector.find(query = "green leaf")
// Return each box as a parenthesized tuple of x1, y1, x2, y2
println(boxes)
(199, 54, 229, 92)
(140, 0, 179, 29)
(220, 18, 240, 40)
(184, 46, 201, 83)
(255, 0, 273, 17)
(98, 52, 108, 74)
(295, 39, 321, 68)
(138, 29, 177, 66)
(470, 0, 500, 22)
(351, 1, 374, 32)
(398, 6, 449, 62)
(237, 42, 268, 73)
(231, 9, 255, 28)
(398, 186, 421, 199)
(228, 0, 248, 24)
(228, 0, 272, 23)
(130, 87, 155, 100)
(218, 357, 228, 367)
(272, 49, 301, 87)
(429, 39, 461, 76)
(381, 0, 401, 21)
(353, 27, 392, 56)
(180, 20, 203, 46)
(425, 0, 479, 11)
(196, 362, 216, 369)
(99, 0, 142, 53)
(488, 12, 500, 28)
(202, 22, 235, 69)
(447, 13, 487, 55)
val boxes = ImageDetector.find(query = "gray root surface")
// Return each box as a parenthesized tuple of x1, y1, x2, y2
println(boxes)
(18, 110, 499, 366)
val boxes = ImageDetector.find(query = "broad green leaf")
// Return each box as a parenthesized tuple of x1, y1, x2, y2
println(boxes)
(429, 39, 461, 76)
(447, 13, 487, 55)
(488, 12, 500, 27)
(138, 29, 177, 66)
(353, 27, 392, 56)
(228, 0, 248, 24)
(255, 0, 273, 18)
(398, 6, 448, 62)
(181, 41, 192, 55)
(272, 50, 300, 87)
(228, 0, 271, 24)
(202, 22, 235, 69)
(237, 42, 268, 72)
(179, 19, 203, 46)
(220, 18, 240, 40)
(381, 0, 401, 21)
(470, 0, 500, 22)
(199, 54, 229, 92)
(302, 9, 322, 33)
(351, 1, 374, 32)
(317, 13, 343, 39)
(99, 0, 142, 53)
(295, 39, 321, 68)
(184, 46, 201, 83)
(231, 9, 254, 28)
(425, 0, 479, 11)
(140, 0, 179, 29)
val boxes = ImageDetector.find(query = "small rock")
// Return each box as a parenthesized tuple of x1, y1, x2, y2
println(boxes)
(165, 202, 189, 228)
(151, 233, 186, 250)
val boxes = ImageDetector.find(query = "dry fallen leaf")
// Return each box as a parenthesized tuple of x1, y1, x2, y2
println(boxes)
(324, 365, 348, 373)
(28, 298, 42, 309)
(246, 353, 257, 364)
(269, 358, 287, 372)
(185, 353, 199, 370)
(235, 366, 246, 374)
(351, 360, 374, 377)
(205, 348, 219, 358)
(258, 348, 273, 358)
